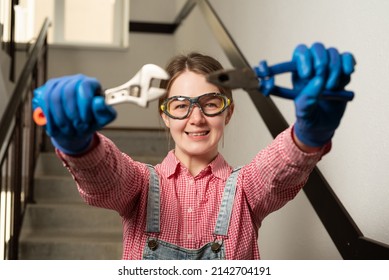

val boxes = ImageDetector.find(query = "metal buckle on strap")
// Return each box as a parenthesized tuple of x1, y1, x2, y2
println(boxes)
(147, 237, 158, 251)
(211, 236, 223, 253)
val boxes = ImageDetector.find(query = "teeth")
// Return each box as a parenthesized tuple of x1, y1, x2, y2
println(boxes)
(189, 132, 208, 136)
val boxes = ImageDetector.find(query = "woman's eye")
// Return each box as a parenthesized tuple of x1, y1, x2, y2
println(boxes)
(205, 102, 217, 108)
(173, 104, 189, 110)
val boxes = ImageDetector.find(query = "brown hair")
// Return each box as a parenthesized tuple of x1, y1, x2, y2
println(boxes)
(159, 52, 233, 114)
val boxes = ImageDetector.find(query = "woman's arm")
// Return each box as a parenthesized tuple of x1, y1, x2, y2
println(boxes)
(241, 126, 329, 225)
(56, 132, 150, 216)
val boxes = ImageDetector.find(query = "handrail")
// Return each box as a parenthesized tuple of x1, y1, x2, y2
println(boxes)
(0, 18, 50, 260)
(191, 0, 389, 259)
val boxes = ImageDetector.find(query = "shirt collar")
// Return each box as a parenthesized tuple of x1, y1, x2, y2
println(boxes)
(209, 153, 232, 179)
(161, 150, 232, 180)
(162, 150, 181, 178)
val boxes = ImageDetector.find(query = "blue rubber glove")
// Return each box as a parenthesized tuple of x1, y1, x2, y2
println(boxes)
(32, 74, 117, 155)
(292, 42, 356, 147)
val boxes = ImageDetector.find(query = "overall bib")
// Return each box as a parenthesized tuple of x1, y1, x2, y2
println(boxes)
(142, 165, 241, 260)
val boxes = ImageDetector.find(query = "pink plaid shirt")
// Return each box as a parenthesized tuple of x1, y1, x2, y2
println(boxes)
(57, 126, 328, 259)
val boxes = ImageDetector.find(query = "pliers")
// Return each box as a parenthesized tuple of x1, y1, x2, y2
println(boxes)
(206, 60, 354, 101)
(33, 64, 169, 126)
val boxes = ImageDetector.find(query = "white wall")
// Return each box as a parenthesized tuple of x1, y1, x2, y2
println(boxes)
(173, 0, 389, 259)
(47, 32, 174, 129)
(46, 0, 176, 129)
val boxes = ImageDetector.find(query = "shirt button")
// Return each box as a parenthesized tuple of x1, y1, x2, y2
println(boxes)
(188, 207, 193, 213)
(187, 234, 192, 239)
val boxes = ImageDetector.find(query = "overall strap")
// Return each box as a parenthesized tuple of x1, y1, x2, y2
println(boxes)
(213, 167, 242, 237)
(146, 164, 160, 233)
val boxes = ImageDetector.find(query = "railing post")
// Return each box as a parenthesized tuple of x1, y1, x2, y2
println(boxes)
(10, 103, 23, 259)
(27, 61, 39, 205)
(9, 0, 18, 82)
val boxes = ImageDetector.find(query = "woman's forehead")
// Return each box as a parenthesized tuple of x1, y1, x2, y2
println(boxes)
(168, 71, 219, 98)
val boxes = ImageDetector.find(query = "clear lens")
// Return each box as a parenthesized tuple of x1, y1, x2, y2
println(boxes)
(162, 93, 229, 119)
(166, 97, 191, 119)
(200, 94, 226, 115)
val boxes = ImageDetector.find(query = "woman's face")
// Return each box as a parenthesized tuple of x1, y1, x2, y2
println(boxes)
(161, 70, 233, 164)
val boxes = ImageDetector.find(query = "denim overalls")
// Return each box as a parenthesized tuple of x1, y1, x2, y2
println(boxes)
(142, 165, 241, 260)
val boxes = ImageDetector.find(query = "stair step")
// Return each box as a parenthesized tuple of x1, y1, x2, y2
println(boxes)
(35, 152, 165, 177)
(19, 230, 122, 260)
(34, 156, 162, 204)
(19, 203, 123, 259)
(22, 129, 167, 259)
(99, 129, 170, 157)
(34, 153, 70, 176)
(34, 175, 82, 203)
(22, 203, 122, 231)
(43, 129, 170, 156)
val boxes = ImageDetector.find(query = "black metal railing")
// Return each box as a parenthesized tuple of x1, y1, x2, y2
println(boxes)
(0, 18, 49, 260)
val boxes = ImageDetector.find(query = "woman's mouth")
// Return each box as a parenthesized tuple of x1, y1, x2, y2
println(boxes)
(185, 131, 210, 137)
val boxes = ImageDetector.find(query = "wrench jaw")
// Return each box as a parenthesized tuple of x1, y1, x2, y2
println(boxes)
(140, 64, 170, 107)
(146, 88, 167, 102)
(104, 87, 150, 107)
(104, 82, 144, 106)
(104, 64, 170, 108)
(141, 64, 170, 81)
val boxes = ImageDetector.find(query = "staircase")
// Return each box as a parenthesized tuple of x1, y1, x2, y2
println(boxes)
(18, 129, 169, 259)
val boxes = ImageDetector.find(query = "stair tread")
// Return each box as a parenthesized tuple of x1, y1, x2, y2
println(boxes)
(19, 230, 122, 260)
(20, 229, 122, 243)
(35, 152, 165, 177)
(22, 129, 166, 259)
(26, 202, 110, 209)
(22, 202, 122, 232)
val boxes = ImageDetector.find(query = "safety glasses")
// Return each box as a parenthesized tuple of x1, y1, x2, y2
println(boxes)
(160, 93, 231, 120)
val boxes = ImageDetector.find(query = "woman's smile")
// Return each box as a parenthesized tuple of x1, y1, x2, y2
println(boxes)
(185, 130, 210, 137)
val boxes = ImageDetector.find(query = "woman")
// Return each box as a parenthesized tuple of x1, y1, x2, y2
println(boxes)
(32, 43, 355, 259)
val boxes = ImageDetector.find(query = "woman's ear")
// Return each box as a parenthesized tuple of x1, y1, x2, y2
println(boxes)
(225, 103, 234, 125)
(161, 113, 171, 128)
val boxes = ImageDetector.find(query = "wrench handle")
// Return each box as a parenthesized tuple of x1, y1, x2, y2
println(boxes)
(33, 107, 47, 126)
(32, 87, 105, 127)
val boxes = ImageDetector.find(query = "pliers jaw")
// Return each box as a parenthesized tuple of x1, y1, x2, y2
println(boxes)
(206, 68, 259, 91)
(104, 64, 169, 107)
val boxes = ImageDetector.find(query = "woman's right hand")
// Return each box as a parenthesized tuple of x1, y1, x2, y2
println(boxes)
(33, 74, 117, 155)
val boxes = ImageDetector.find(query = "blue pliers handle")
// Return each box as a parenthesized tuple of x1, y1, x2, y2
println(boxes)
(254, 60, 354, 101)
(206, 61, 354, 101)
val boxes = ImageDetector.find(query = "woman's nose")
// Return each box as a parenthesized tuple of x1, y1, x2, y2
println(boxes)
(188, 104, 205, 124)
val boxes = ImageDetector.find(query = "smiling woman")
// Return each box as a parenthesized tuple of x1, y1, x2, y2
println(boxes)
(32, 44, 356, 259)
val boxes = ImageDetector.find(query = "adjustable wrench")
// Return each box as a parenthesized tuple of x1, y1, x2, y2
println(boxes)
(33, 64, 169, 126)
